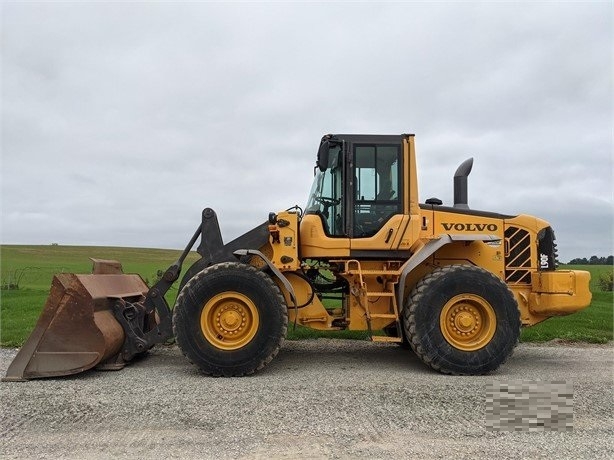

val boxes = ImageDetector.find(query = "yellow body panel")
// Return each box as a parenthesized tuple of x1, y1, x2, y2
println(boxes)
(299, 214, 350, 258)
(350, 215, 409, 251)
(529, 270, 592, 316)
(268, 211, 300, 271)
(400, 137, 422, 250)
(414, 207, 507, 280)
(276, 272, 336, 330)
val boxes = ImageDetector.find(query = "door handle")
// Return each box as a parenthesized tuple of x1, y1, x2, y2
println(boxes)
(385, 228, 394, 244)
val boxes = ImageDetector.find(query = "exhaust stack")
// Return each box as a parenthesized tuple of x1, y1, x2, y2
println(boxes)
(453, 158, 473, 209)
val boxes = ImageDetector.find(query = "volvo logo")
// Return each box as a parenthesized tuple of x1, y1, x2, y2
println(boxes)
(442, 223, 498, 232)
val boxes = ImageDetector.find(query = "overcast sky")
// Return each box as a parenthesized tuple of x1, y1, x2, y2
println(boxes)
(1, 1, 612, 262)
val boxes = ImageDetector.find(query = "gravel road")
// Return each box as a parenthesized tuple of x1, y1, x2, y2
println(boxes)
(1, 340, 612, 459)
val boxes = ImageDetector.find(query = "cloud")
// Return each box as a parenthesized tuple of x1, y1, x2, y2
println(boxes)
(1, 2, 611, 262)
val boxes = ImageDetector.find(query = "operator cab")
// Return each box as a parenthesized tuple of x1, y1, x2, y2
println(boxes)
(302, 134, 407, 257)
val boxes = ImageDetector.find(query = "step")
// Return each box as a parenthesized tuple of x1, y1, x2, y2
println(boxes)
(365, 292, 395, 297)
(369, 313, 398, 319)
(372, 336, 403, 343)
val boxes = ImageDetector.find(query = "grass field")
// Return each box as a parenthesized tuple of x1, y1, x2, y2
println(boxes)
(0, 245, 612, 347)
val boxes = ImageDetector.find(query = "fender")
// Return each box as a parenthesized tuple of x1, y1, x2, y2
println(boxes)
(233, 249, 297, 307)
(395, 234, 500, 310)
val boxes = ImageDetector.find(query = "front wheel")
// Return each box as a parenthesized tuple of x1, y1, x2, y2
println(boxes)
(403, 265, 520, 375)
(173, 262, 287, 376)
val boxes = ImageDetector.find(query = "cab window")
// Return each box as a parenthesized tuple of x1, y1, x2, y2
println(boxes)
(353, 144, 402, 237)
(305, 144, 345, 236)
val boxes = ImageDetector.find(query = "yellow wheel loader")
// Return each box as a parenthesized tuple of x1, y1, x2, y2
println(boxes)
(3, 134, 592, 380)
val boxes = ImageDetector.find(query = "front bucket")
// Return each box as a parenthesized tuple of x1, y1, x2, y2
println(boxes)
(3, 272, 149, 381)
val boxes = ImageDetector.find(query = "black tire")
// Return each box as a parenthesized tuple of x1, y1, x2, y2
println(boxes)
(403, 265, 520, 375)
(173, 262, 288, 376)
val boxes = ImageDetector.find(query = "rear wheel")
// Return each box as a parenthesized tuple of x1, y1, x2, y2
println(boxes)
(173, 262, 287, 376)
(403, 265, 520, 375)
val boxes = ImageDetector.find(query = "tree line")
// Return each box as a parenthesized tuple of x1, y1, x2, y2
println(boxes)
(567, 255, 613, 265)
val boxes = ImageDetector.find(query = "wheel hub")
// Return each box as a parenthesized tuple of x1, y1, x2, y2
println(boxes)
(218, 305, 244, 332)
(201, 292, 260, 350)
(454, 310, 475, 331)
(440, 294, 496, 351)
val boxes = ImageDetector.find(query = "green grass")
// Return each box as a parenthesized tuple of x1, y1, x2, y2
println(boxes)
(0, 245, 611, 346)
(0, 289, 48, 347)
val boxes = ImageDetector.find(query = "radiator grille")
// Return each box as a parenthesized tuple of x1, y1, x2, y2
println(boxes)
(505, 226, 532, 284)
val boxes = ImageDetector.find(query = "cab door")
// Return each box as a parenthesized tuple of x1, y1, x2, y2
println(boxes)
(349, 139, 408, 253)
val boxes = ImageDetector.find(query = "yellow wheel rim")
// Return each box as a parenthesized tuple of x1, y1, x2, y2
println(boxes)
(200, 292, 260, 350)
(439, 294, 496, 351)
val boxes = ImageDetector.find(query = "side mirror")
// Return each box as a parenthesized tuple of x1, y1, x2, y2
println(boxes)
(317, 140, 330, 172)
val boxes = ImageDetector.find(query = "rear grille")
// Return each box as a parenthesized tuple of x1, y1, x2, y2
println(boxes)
(505, 226, 532, 284)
